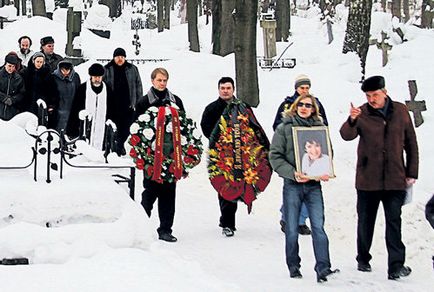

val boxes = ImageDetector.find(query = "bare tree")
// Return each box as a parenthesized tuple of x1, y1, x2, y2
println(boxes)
(164, 0, 171, 29)
(212, 0, 235, 56)
(32, 0, 47, 17)
(233, 0, 259, 107)
(275, 0, 291, 41)
(187, 0, 200, 52)
(391, 0, 401, 21)
(421, 0, 434, 28)
(342, 0, 373, 79)
(157, 0, 164, 32)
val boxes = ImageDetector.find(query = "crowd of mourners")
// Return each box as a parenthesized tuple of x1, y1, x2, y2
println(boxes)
(1, 35, 433, 283)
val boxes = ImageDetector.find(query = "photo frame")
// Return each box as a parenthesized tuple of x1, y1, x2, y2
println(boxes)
(292, 126, 335, 179)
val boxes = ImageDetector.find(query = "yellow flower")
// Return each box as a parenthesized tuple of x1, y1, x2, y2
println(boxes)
(244, 168, 259, 185)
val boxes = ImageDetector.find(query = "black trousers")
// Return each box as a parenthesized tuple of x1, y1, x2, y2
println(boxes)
(141, 178, 176, 235)
(218, 195, 238, 230)
(356, 190, 406, 273)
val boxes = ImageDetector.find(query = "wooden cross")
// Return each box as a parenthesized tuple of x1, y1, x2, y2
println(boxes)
(405, 80, 427, 127)
(376, 31, 392, 67)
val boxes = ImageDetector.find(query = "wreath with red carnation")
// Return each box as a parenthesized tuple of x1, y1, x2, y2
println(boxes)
(207, 99, 272, 212)
(129, 105, 203, 183)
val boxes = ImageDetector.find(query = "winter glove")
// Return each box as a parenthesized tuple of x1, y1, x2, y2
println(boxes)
(4, 97, 13, 106)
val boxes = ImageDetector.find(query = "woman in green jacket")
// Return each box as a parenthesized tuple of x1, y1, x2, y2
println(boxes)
(269, 94, 337, 283)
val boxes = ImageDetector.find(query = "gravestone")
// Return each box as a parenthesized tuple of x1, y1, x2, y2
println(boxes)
(65, 6, 82, 58)
(405, 80, 427, 127)
(260, 13, 277, 66)
(376, 31, 392, 67)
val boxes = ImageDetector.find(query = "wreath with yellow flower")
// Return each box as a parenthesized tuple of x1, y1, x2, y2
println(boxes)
(207, 99, 272, 212)
(129, 105, 203, 183)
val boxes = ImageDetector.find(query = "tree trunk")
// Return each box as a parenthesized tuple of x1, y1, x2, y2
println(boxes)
(157, 0, 164, 32)
(32, 0, 47, 17)
(100, 0, 121, 18)
(402, 0, 409, 22)
(234, 0, 259, 107)
(275, 0, 291, 42)
(187, 0, 200, 52)
(391, 0, 401, 21)
(212, 0, 235, 56)
(421, 0, 434, 28)
(164, 0, 171, 29)
(381, 0, 386, 11)
(342, 0, 373, 79)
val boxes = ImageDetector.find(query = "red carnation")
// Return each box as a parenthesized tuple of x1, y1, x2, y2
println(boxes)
(129, 148, 138, 158)
(136, 158, 145, 170)
(187, 145, 199, 156)
(145, 164, 154, 177)
(130, 135, 141, 146)
(183, 156, 194, 164)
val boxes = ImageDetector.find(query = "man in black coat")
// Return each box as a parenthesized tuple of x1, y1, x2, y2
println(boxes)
(104, 48, 143, 155)
(66, 63, 113, 150)
(40, 36, 63, 73)
(0, 54, 25, 121)
(135, 68, 184, 243)
(200, 77, 239, 237)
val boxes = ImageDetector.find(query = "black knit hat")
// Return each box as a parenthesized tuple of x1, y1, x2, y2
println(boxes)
(361, 76, 385, 92)
(88, 63, 105, 76)
(5, 54, 19, 65)
(113, 47, 126, 58)
(58, 61, 73, 70)
(40, 36, 54, 46)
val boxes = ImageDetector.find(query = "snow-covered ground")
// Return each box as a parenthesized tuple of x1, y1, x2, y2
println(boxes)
(0, 5, 433, 292)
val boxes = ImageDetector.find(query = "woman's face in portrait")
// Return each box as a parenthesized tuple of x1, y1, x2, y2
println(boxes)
(305, 141, 322, 160)
(296, 97, 314, 118)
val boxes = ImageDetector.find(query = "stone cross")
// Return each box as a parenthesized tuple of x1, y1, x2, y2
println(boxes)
(405, 80, 426, 127)
(376, 31, 392, 67)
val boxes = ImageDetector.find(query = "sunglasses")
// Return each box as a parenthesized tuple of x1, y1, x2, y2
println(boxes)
(297, 102, 313, 109)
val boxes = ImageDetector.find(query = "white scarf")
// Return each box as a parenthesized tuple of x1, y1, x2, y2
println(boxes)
(85, 79, 107, 150)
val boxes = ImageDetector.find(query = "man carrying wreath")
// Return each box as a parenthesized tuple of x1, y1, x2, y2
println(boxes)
(135, 68, 184, 242)
(201, 77, 271, 237)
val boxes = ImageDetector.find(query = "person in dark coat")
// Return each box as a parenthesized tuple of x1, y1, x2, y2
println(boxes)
(66, 63, 113, 150)
(0, 54, 25, 121)
(340, 75, 419, 280)
(135, 68, 183, 243)
(21, 52, 53, 115)
(104, 47, 143, 155)
(273, 74, 328, 236)
(49, 60, 81, 131)
(426, 195, 434, 229)
(40, 36, 64, 73)
(200, 77, 240, 237)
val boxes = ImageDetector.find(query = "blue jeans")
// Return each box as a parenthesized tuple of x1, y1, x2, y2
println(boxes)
(280, 201, 309, 225)
(282, 178, 331, 275)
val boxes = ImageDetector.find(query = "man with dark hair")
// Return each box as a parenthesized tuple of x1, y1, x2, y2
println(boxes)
(16, 36, 34, 66)
(340, 75, 419, 280)
(135, 67, 184, 243)
(66, 63, 113, 150)
(273, 74, 329, 236)
(0, 54, 25, 121)
(200, 77, 239, 237)
(40, 36, 63, 72)
(104, 47, 143, 155)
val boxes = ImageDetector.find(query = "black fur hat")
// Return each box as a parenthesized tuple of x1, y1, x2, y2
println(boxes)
(361, 76, 385, 92)
(88, 63, 105, 76)
(40, 36, 54, 46)
(113, 47, 126, 58)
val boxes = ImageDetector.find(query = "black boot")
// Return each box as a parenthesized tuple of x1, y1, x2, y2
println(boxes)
(317, 268, 340, 283)
(388, 266, 411, 280)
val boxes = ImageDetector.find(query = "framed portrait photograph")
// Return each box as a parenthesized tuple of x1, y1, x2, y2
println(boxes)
(292, 126, 335, 179)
